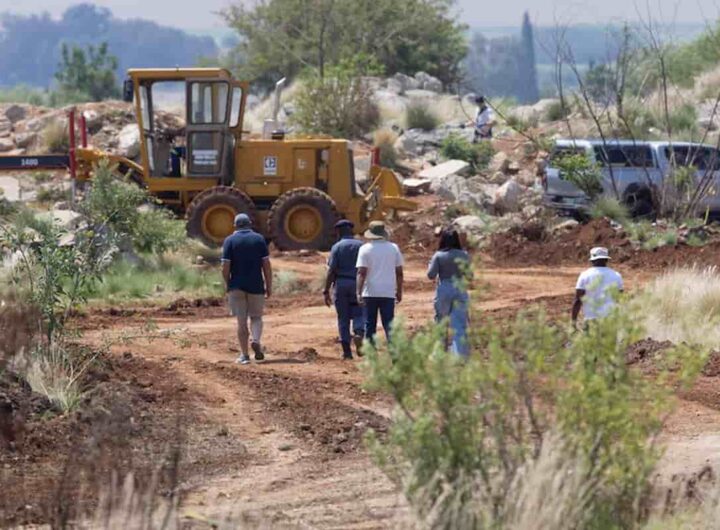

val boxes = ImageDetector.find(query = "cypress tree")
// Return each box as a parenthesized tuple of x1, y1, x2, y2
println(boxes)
(518, 11, 540, 104)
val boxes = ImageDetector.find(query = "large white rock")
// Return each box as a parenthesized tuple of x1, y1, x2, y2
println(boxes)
(419, 159, 470, 181)
(402, 178, 432, 195)
(38, 210, 83, 230)
(414, 71, 443, 93)
(0, 138, 14, 152)
(0, 177, 20, 201)
(118, 124, 141, 159)
(492, 179, 525, 214)
(453, 215, 487, 235)
(390, 73, 420, 93)
(432, 174, 495, 211)
(14, 132, 37, 149)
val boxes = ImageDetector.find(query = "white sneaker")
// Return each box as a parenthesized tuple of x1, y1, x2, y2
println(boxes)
(235, 355, 250, 365)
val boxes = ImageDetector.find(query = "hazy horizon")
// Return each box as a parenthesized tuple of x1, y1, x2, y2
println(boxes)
(2, 0, 719, 32)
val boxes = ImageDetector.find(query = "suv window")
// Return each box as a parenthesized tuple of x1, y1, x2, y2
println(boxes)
(549, 145, 586, 162)
(665, 146, 720, 171)
(594, 145, 655, 168)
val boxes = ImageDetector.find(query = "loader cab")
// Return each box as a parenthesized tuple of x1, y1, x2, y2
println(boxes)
(125, 69, 247, 185)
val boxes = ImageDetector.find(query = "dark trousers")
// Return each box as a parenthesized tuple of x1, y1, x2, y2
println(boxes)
(334, 280, 364, 344)
(363, 297, 395, 345)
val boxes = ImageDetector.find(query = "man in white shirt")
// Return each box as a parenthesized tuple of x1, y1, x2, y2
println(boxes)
(473, 95, 495, 143)
(356, 221, 404, 346)
(572, 247, 624, 327)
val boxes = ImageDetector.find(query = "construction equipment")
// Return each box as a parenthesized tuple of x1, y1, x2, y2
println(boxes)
(54, 67, 414, 250)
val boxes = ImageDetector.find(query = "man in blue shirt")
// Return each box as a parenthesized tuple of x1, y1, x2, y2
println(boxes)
(222, 213, 273, 365)
(323, 219, 364, 360)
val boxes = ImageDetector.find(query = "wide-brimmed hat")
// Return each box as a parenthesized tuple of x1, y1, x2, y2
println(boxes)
(589, 247, 611, 261)
(364, 220, 388, 240)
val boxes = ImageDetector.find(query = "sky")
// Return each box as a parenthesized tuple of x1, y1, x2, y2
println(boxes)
(2, 0, 720, 30)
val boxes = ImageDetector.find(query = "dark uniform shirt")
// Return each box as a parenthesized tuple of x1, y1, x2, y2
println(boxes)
(222, 229, 269, 294)
(328, 236, 363, 283)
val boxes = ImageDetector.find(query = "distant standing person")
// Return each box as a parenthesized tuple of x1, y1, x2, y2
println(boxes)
(222, 213, 273, 365)
(427, 228, 471, 357)
(572, 247, 624, 327)
(356, 221, 404, 346)
(473, 95, 495, 143)
(323, 219, 364, 360)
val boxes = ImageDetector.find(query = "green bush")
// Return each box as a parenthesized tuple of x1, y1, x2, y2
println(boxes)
(35, 185, 71, 204)
(544, 100, 570, 121)
(88, 256, 222, 302)
(363, 307, 704, 528)
(405, 100, 439, 131)
(591, 196, 630, 224)
(439, 133, 495, 172)
(80, 162, 186, 255)
(553, 152, 603, 199)
(291, 67, 380, 138)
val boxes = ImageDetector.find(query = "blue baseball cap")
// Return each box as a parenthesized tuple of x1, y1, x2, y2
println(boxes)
(234, 213, 251, 227)
(335, 219, 354, 229)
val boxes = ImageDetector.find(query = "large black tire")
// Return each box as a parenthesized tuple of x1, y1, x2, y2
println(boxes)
(624, 186, 657, 221)
(186, 186, 257, 247)
(268, 188, 339, 251)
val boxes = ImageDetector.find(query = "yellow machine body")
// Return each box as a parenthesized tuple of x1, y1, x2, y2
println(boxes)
(75, 67, 416, 249)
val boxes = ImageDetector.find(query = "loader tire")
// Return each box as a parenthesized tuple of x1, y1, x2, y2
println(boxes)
(186, 186, 257, 247)
(268, 188, 339, 251)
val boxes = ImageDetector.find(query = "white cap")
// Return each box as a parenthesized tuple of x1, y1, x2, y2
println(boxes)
(590, 247, 611, 261)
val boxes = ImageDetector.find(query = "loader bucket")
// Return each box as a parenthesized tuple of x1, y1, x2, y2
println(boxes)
(363, 166, 417, 222)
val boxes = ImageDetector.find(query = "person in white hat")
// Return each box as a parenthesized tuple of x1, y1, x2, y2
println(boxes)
(571, 247, 624, 327)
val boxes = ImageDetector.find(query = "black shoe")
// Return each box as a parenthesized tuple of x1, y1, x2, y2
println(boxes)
(341, 341, 353, 360)
(353, 335, 364, 357)
(342, 354, 354, 361)
(251, 342, 264, 362)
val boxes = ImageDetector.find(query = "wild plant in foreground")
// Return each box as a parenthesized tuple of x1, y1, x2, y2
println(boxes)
(363, 307, 704, 529)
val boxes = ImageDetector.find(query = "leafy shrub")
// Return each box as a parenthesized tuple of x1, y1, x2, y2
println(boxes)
(291, 67, 380, 138)
(405, 100, 439, 131)
(373, 128, 398, 167)
(80, 162, 185, 255)
(363, 307, 704, 528)
(42, 120, 69, 153)
(55, 42, 120, 102)
(35, 185, 71, 204)
(273, 270, 310, 295)
(439, 133, 495, 172)
(591, 196, 630, 224)
(553, 152, 603, 199)
(544, 99, 570, 121)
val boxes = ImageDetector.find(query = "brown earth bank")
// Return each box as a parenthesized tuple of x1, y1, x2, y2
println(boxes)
(488, 217, 720, 269)
(2, 259, 720, 527)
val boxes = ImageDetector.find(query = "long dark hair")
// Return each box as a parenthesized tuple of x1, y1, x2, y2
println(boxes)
(438, 228, 462, 251)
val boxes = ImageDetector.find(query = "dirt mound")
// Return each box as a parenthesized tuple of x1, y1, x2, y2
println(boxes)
(0, 350, 246, 527)
(488, 218, 720, 270)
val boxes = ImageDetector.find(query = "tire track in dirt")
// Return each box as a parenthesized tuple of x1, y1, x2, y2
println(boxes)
(87, 263, 719, 527)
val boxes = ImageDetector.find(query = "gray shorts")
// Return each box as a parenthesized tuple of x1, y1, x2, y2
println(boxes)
(228, 290, 265, 319)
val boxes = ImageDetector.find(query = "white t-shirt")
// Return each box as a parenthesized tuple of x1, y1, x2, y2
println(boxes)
(575, 266, 624, 320)
(476, 106, 494, 129)
(356, 240, 404, 298)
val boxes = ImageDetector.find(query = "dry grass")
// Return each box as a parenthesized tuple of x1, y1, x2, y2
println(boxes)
(244, 81, 302, 133)
(42, 119, 70, 153)
(373, 127, 398, 166)
(415, 432, 600, 529)
(636, 267, 720, 349)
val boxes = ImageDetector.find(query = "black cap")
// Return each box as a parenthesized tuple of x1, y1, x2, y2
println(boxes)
(335, 219, 354, 229)
(475, 95, 486, 104)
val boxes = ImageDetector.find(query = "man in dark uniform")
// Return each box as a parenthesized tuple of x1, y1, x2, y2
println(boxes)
(323, 220, 364, 360)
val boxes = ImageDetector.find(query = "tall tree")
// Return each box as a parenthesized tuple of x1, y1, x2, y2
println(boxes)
(55, 42, 119, 101)
(222, 0, 467, 91)
(518, 11, 540, 103)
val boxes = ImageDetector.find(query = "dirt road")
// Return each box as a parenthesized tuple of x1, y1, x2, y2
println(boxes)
(85, 257, 720, 528)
